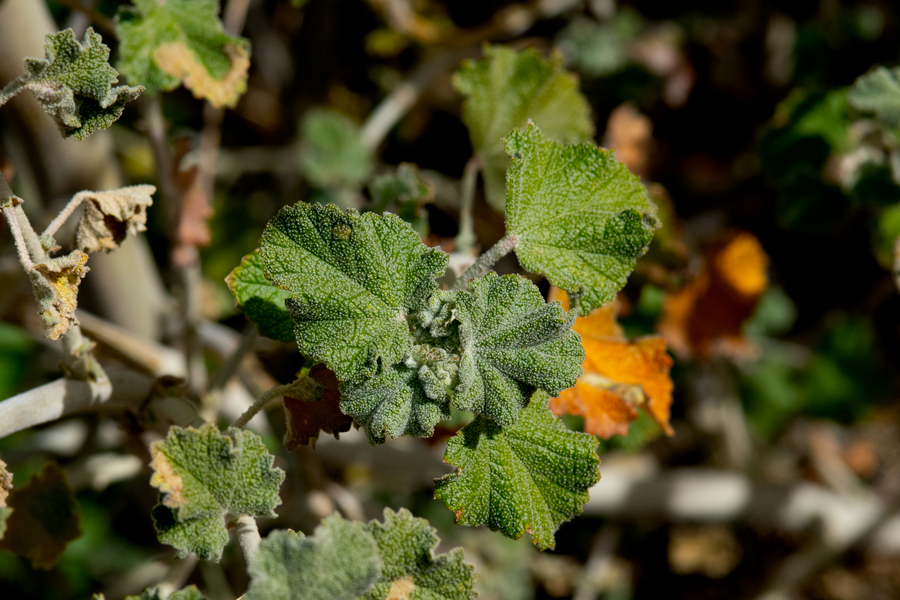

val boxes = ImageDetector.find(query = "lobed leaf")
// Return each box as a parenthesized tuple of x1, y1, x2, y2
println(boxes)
(227, 250, 295, 342)
(149, 424, 284, 561)
(259, 202, 447, 380)
(435, 392, 600, 550)
(455, 45, 594, 210)
(506, 123, 659, 316)
(452, 272, 583, 427)
(73, 185, 155, 254)
(848, 66, 900, 129)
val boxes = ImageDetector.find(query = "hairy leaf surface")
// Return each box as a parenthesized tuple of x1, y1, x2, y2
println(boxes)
(227, 250, 294, 342)
(259, 202, 447, 380)
(435, 392, 600, 550)
(453, 273, 583, 427)
(849, 66, 900, 128)
(506, 124, 659, 315)
(455, 45, 593, 210)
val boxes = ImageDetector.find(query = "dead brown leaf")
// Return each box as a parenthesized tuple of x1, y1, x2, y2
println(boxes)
(283, 364, 353, 450)
(74, 185, 155, 254)
(30, 250, 89, 340)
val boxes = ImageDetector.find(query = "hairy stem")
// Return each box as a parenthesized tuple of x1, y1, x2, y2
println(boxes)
(2, 205, 35, 271)
(231, 372, 320, 429)
(454, 154, 482, 256)
(0, 76, 26, 108)
(42, 191, 88, 239)
(450, 234, 517, 290)
(61, 324, 108, 382)
(233, 515, 261, 566)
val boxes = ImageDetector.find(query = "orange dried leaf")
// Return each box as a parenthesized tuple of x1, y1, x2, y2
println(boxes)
(283, 364, 353, 449)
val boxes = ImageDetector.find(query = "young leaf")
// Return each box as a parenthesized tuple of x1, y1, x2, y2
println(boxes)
(227, 250, 295, 342)
(452, 272, 583, 427)
(505, 123, 659, 316)
(300, 109, 374, 189)
(259, 202, 448, 380)
(149, 424, 285, 561)
(0, 462, 81, 569)
(116, 0, 251, 108)
(362, 507, 477, 600)
(17, 28, 143, 139)
(74, 185, 155, 254)
(435, 391, 600, 550)
(245, 518, 381, 600)
(283, 364, 353, 449)
(455, 45, 594, 210)
(848, 66, 900, 128)
(29, 250, 90, 340)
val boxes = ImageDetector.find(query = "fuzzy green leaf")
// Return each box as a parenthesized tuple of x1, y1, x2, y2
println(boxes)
(259, 202, 448, 380)
(849, 66, 900, 128)
(452, 273, 583, 427)
(506, 123, 659, 315)
(362, 508, 477, 600)
(18, 28, 142, 139)
(227, 250, 295, 342)
(116, 0, 250, 107)
(435, 392, 600, 550)
(245, 517, 381, 600)
(369, 163, 432, 235)
(300, 109, 374, 189)
(455, 45, 593, 210)
(149, 424, 285, 561)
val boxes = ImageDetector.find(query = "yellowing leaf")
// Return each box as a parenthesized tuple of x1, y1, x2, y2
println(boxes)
(74, 185, 155, 254)
(549, 287, 674, 438)
(658, 231, 769, 359)
(153, 41, 249, 108)
(29, 250, 90, 340)
(283, 364, 353, 449)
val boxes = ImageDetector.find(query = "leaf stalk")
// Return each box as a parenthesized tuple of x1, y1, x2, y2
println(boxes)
(450, 233, 517, 290)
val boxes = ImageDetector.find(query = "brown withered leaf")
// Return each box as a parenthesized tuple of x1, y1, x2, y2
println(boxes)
(74, 185, 155, 254)
(0, 462, 81, 569)
(659, 230, 769, 360)
(283, 364, 353, 449)
(30, 250, 90, 340)
(153, 41, 250, 109)
(0, 458, 11, 508)
(549, 288, 674, 438)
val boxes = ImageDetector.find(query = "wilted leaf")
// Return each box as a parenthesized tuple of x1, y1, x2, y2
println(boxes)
(452, 272, 583, 427)
(455, 45, 594, 210)
(227, 250, 294, 342)
(548, 288, 674, 438)
(849, 66, 900, 128)
(435, 391, 600, 550)
(362, 508, 477, 600)
(283, 364, 352, 449)
(149, 424, 285, 561)
(300, 109, 374, 190)
(659, 231, 769, 359)
(0, 458, 11, 508)
(245, 517, 381, 600)
(0, 462, 81, 569)
(74, 185, 155, 254)
(259, 202, 447, 380)
(29, 250, 90, 340)
(116, 0, 250, 107)
(18, 28, 142, 139)
(505, 124, 659, 316)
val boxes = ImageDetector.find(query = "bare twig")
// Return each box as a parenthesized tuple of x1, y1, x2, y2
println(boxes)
(454, 154, 483, 255)
(208, 324, 258, 392)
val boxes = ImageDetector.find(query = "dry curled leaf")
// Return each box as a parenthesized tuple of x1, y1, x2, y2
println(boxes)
(658, 231, 769, 359)
(549, 287, 674, 438)
(0, 458, 12, 508)
(283, 364, 352, 449)
(30, 250, 89, 340)
(74, 185, 155, 254)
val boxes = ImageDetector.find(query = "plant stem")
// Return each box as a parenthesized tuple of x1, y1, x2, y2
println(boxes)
(450, 234, 517, 290)
(61, 325, 108, 382)
(454, 154, 482, 256)
(208, 324, 258, 393)
(2, 205, 35, 271)
(0, 76, 26, 109)
(42, 191, 89, 239)
(231, 373, 320, 429)
(233, 515, 261, 566)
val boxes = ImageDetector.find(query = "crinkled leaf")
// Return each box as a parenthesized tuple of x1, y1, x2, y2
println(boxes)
(283, 364, 352, 449)
(29, 250, 89, 340)
(506, 123, 659, 315)
(362, 507, 477, 600)
(245, 517, 381, 600)
(0, 462, 81, 569)
(125, 585, 207, 600)
(300, 109, 374, 189)
(435, 392, 600, 550)
(116, 0, 250, 107)
(259, 202, 448, 380)
(452, 272, 583, 427)
(227, 250, 294, 342)
(455, 45, 593, 210)
(849, 66, 900, 128)
(20, 28, 143, 139)
(149, 424, 284, 561)
(74, 185, 155, 254)
(0, 458, 11, 508)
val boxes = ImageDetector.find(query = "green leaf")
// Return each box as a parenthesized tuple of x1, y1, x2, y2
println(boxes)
(259, 202, 448, 380)
(454, 45, 593, 211)
(506, 124, 658, 315)
(369, 163, 432, 235)
(435, 392, 600, 550)
(849, 66, 900, 128)
(227, 250, 295, 342)
(452, 272, 583, 427)
(245, 517, 381, 600)
(19, 28, 142, 139)
(300, 109, 374, 190)
(116, 0, 250, 107)
(362, 508, 477, 600)
(149, 424, 285, 561)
